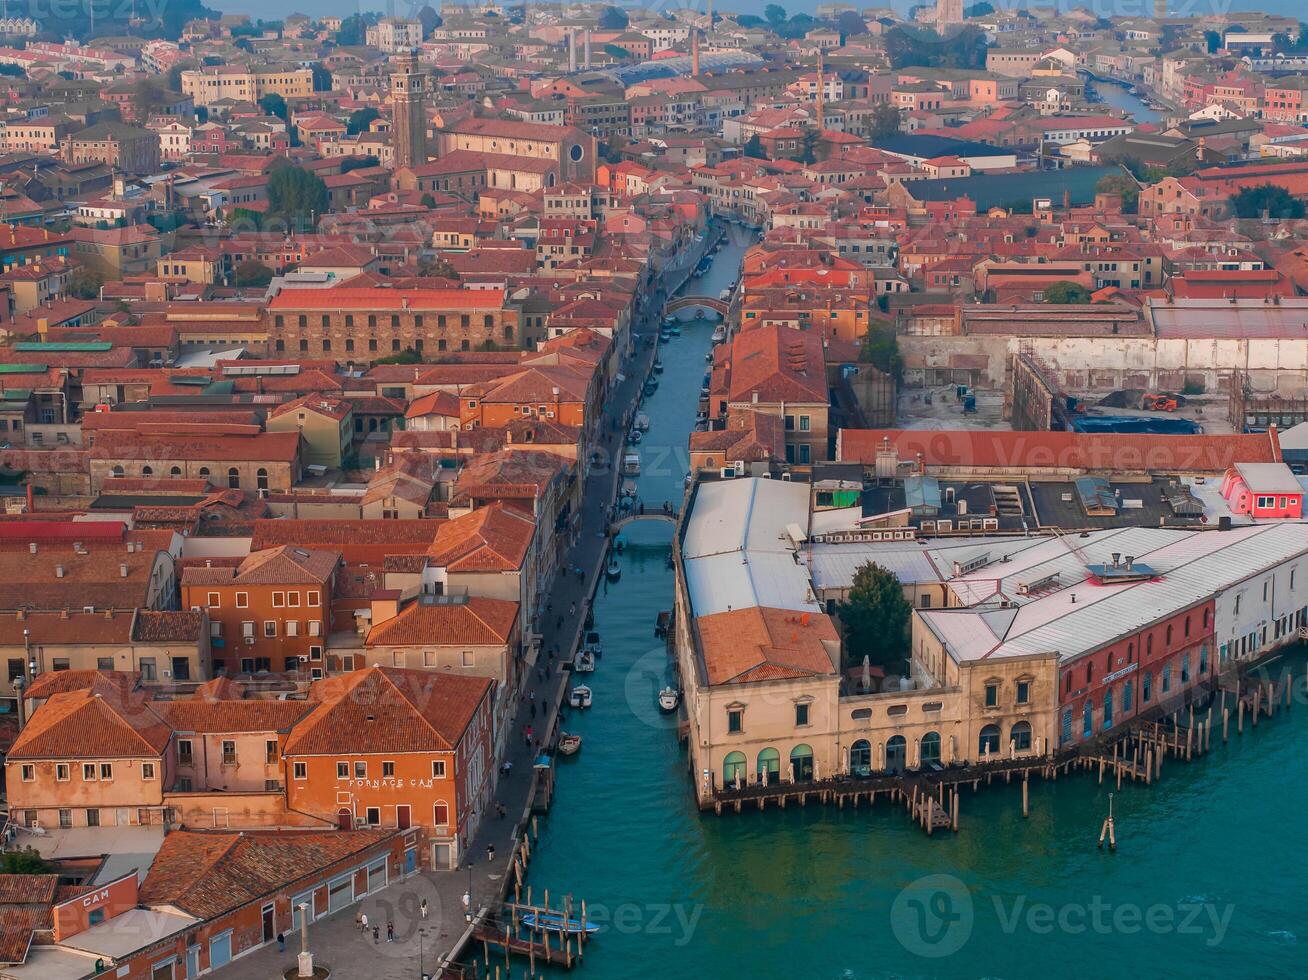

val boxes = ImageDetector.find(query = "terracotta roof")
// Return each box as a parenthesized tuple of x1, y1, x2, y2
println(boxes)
(153, 699, 313, 734)
(283, 667, 492, 756)
(250, 519, 440, 552)
(367, 596, 518, 647)
(139, 829, 396, 920)
(8, 688, 170, 760)
(427, 502, 534, 572)
(90, 430, 301, 463)
(725, 324, 827, 404)
(19, 669, 140, 703)
(268, 287, 505, 311)
(0, 610, 134, 646)
(181, 546, 339, 587)
(133, 609, 206, 643)
(697, 607, 840, 686)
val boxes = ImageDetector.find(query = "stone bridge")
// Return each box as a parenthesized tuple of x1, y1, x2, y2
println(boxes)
(666, 296, 730, 316)
(609, 511, 679, 533)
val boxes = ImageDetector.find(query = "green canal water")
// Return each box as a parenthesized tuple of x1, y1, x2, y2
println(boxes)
(515, 230, 1308, 979)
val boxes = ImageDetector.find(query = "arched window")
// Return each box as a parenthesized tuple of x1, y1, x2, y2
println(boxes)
(228, 468, 240, 489)
(256, 468, 268, 491)
(885, 735, 906, 773)
(722, 751, 746, 787)
(198, 467, 209, 478)
(789, 744, 813, 782)
(756, 747, 780, 786)
(978, 724, 1000, 756)
(433, 801, 449, 828)
(1202, 608, 1210, 629)
(170, 466, 182, 477)
(1166, 624, 1173, 645)
(1147, 633, 1153, 655)
(1103, 689, 1114, 730)
(920, 731, 941, 767)
(1011, 721, 1032, 751)
(849, 739, 871, 776)
(336, 807, 351, 831)
(141, 466, 153, 477)
(111, 465, 124, 478)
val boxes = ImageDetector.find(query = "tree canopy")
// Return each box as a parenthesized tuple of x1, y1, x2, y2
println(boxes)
(859, 322, 902, 380)
(234, 260, 274, 287)
(765, 4, 787, 25)
(67, 265, 104, 300)
(266, 166, 329, 231)
(868, 103, 902, 140)
(1231, 184, 1306, 220)
(835, 11, 867, 38)
(347, 107, 380, 135)
(597, 6, 629, 30)
(884, 25, 988, 69)
(0, 849, 50, 874)
(837, 562, 912, 670)
(1095, 173, 1139, 214)
(259, 93, 287, 120)
(1043, 281, 1093, 304)
(743, 134, 765, 159)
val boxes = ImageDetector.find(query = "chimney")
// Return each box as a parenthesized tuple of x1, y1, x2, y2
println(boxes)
(1125, 556, 1134, 572)
(25, 481, 33, 514)
(568, 31, 577, 73)
(1111, 552, 1120, 568)
(584, 30, 591, 70)
(691, 30, 700, 78)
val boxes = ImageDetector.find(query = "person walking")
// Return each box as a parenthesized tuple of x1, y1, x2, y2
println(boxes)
(360, 911, 369, 935)
(277, 932, 285, 952)
(372, 925, 380, 944)
(421, 898, 429, 920)
(487, 843, 496, 862)
(386, 921, 394, 943)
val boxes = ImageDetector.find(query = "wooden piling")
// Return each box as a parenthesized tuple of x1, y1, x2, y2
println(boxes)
(1022, 775, 1029, 817)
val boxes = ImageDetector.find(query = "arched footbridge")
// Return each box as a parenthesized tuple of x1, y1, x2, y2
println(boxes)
(666, 296, 730, 316)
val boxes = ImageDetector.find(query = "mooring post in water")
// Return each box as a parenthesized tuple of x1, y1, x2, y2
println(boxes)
(1098, 793, 1117, 852)
(1022, 774, 1029, 817)
(952, 788, 959, 831)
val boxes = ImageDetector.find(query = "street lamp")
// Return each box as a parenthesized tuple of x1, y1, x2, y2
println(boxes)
(418, 926, 428, 980)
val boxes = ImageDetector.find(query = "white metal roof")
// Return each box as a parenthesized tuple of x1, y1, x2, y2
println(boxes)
(1234, 462, 1302, 494)
(682, 478, 818, 617)
(921, 524, 1308, 664)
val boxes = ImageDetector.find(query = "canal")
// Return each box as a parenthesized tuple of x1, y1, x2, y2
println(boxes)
(1087, 76, 1162, 126)
(500, 229, 1307, 979)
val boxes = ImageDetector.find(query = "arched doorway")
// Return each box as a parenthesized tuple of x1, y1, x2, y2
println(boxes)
(885, 735, 907, 773)
(757, 747, 780, 786)
(978, 724, 1000, 757)
(1082, 700, 1093, 738)
(920, 731, 942, 768)
(790, 744, 814, 782)
(1011, 721, 1032, 752)
(256, 468, 269, 492)
(723, 751, 746, 788)
(228, 467, 241, 489)
(849, 739, 871, 777)
(336, 808, 351, 831)
(1103, 689, 1114, 730)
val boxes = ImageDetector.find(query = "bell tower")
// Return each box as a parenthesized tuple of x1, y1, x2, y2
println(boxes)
(391, 51, 427, 170)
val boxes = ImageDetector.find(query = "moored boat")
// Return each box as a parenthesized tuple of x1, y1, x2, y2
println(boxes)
(569, 684, 592, 709)
(573, 650, 596, 672)
(658, 687, 679, 713)
(521, 910, 598, 935)
(606, 558, 621, 581)
(558, 732, 582, 756)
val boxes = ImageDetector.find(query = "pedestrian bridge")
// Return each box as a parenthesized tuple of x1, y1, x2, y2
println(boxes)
(610, 511, 679, 533)
(666, 296, 730, 316)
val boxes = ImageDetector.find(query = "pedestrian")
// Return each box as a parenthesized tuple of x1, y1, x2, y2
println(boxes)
(556, 615, 563, 629)
(497, 802, 506, 820)
(421, 898, 429, 919)
(277, 932, 285, 952)
(531, 702, 537, 718)
(361, 911, 369, 934)
(387, 921, 394, 943)
(372, 925, 379, 944)
(569, 602, 576, 616)
(487, 843, 495, 862)
(356, 911, 363, 932)
(530, 691, 536, 703)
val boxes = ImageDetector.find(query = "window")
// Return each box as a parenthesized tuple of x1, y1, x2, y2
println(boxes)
(383, 761, 395, 777)
(266, 740, 278, 765)
(264, 621, 277, 638)
(52, 658, 70, 672)
(287, 591, 300, 608)
(59, 809, 72, 829)
(1162, 665, 1172, 693)
(798, 415, 811, 431)
(462, 650, 474, 667)
(272, 592, 285, 607)
(142, 763, 155, 780)
(354, 761, 367, 779)
(207, 592, 221, 608)
(99, 763, 113, 780)
(97, 657, 115, 671)
(727, 708, 743, 733)
(795, 702, 809, 726)
(222, 741, 236, 764)
(1142, 671, 1152, 703)
(337, 762, 349, 778)
(307, 591, 320, 607)
(1016, 680, 1030, 705)
(293, 762, 307, 780)
(83, 763, 97, 781)
(984, 683, 998, 707)
(365, 806, 381, 826)
(20, 764, 34, 782)
(178, 740, 193, 766)
(432, 760, 446, 779)
(236, 592, 249, 609)
(433, 802, 449, 827)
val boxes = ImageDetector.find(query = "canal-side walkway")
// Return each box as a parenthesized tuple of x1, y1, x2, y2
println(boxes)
(221, 232, 718, 980)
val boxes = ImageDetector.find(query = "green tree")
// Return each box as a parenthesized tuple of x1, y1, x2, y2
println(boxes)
(259, 93, 288, 120)
(1231, 184, 1306, 219)
(837, 562, 912, 669)
(347, 107, 380, 135)
(868, 102, 902, 140)
(743, 133, 765, 159)
(373, 347, 423, 365)
(1043, 281, 1093, 304)
(266, 166, 329, 230)
(884, 24, 988, 69)
(0, 850, 48, 874)
(131, 76, 169, 119)
(337, 13, 368, 46)
(859, 321, 902, 380)
(311, 64, 333, 92)
(418, 256, 460, 280)
(66, 265, 104, 300)
(597, 6, 629, 30)
(420, 193, 437, 208)
(795, 128, 818, 164)
(234, 259, 274, 287)
(964, 1, 994, 15)
(765, 4, 787, 25)
(1095, 173, 1139, 214)
(835, 11, 867, 39)
(1204, 30, 1222, 53)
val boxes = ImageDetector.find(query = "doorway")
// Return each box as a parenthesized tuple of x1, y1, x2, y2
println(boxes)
(396, 804, 411, 830)
(261, 904, 275, 944)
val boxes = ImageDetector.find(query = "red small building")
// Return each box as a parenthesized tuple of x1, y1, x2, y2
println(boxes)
(1220, 462, 1304, 520)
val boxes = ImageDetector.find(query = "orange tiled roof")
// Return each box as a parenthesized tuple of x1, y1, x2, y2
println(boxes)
(8, 688, 171, 760)
(366, 596, 519, 646)
(697, 607, 839, 686)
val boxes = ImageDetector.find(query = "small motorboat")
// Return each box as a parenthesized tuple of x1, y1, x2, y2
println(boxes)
(584, 630, 602, 656)
(558, 732, 582, 756)
(662, 316, 676, 328)
(569, 685, 592, 709)
(653, 358, 664, 373)
(522, 910, 598, 935)
(694, 308, 706, 319)
(670, 323, 681, 336)
(634, 413, 650, 432)
(606, 557, 621, 581)
(643, 381, 658, 397)
(659, 330, 671, 344)
(704, 351, 714, 363)
(628, 429, 642, 444)
(711, 324, 727, 343)
(573, 650, 596, 673)
(658, 687, 679, 713)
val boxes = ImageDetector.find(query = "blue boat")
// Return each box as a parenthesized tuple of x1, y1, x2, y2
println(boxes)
(522, 911, 600, 936)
